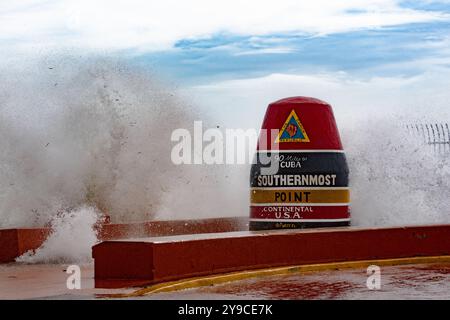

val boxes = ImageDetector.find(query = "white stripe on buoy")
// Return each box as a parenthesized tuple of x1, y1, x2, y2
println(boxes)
(257, 149, 344, 153)
(251, 203, 351, 207)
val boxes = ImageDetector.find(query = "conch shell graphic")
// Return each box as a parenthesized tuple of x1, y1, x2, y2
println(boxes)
(286, 123, 298, 137)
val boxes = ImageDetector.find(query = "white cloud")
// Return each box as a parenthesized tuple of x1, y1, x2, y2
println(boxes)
(0, 0, 447, 53)
(233, 47, 296, 56)
(189, 70, 450, 129)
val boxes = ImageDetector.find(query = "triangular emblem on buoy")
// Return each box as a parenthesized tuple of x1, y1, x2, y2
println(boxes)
(276, 109, 310, 143)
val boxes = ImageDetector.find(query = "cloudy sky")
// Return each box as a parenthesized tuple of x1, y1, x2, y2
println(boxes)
(1, 0, 450, 127)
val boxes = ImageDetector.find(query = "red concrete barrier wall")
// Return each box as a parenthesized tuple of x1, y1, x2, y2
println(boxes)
(97, 217, 248, 240)
(0, 228, 51, 263)
(0, 217, 247, 263)
(92, 225, 450, 288)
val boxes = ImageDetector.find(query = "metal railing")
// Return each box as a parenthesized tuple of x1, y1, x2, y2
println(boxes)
(406, 123, 450, 155)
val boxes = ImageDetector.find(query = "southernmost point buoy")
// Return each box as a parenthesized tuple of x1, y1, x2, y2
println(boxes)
(250, 97, 350, 230)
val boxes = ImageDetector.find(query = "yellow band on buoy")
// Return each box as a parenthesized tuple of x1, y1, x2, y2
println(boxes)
(250, 188, 350, 204)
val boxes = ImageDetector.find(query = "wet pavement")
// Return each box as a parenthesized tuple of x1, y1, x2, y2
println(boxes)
(0, 263, 132, 299)
(146, 263, 450, 300)
(1, 262, 450, 299)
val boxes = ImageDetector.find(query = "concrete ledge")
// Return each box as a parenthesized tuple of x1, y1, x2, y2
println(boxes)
(92, 224, 450, 288)
(0, 228, 50, 263)
(0, 216, 247, 263)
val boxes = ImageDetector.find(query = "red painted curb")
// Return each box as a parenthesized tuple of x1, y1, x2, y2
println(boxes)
(0, 217, 247, 263)
(92, 224, 450, 288)
(0, 228, 51, 263)
(97, 217, 248, 240)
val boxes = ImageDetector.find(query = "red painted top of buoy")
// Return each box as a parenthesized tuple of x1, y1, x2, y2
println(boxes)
(257, 96, 343, 151)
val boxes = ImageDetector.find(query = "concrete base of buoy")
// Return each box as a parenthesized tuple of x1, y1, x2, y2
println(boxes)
(93, 224, 450, 289)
